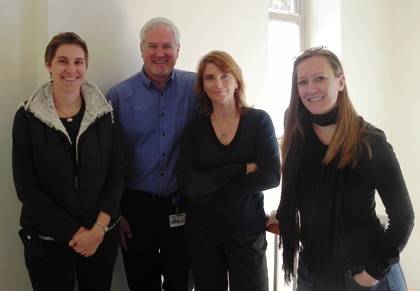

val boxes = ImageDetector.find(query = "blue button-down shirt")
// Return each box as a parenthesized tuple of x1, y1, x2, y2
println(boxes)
(107, 68, 197, 195)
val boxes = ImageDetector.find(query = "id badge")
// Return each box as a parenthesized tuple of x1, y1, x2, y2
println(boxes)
(169, 213, 186, 228)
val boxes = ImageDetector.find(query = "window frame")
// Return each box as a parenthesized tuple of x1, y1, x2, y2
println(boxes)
(266, 1, 307, 290)
(269, 0, 307, 51)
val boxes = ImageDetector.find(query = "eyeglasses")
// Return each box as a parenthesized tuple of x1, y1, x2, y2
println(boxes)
(302, 45, 327, 53)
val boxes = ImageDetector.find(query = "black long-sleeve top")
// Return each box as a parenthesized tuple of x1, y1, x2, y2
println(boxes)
(298, 125, 414, 279)
(177, 108, 281, 233)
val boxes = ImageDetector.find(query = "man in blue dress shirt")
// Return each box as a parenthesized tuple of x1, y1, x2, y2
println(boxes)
(107, 17, 197, 291)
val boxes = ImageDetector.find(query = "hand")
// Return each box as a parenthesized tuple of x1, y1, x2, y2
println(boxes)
(353, 270, 378, 287)
(246, 162, 258, 175)
(73, 226, 88, 237)
(266, 210, 279, 226)
(119, 216, 132, 251)
(265, 210, 280, 235)
(69, 225, 104, 257)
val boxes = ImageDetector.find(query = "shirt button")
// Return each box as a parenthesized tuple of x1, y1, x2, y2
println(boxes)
(162, 132, 166, 136)
(161, 172, 164, 176)
(162, 152, 166, 157)
(161, 112, 165, 117)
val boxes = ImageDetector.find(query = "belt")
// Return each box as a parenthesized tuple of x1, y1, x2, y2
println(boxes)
(124, 189, 179, 200)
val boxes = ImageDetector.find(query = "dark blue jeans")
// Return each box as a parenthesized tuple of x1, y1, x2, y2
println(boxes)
(297, 257, 407, 291)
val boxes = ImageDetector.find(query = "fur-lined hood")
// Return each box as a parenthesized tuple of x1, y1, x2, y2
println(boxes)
(22, 80, 113, 144)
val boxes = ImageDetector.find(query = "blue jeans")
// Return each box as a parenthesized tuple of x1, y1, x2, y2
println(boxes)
(297, 257, 407, 291)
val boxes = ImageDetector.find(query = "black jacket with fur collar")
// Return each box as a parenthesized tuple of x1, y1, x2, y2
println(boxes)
(12, 81, 124, 242)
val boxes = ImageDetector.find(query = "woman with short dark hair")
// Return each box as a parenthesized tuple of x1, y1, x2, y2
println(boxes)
(12, 32, 124, 291)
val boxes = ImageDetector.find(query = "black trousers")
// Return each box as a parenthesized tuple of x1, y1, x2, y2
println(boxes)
(187, 226, 269, 291)
(121, 190, 190, 291)
(24, 225, 119, 291)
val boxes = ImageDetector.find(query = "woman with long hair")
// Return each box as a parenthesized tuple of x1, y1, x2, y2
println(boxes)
(177, 50, 280, 291)
(276, 47, 414, 291)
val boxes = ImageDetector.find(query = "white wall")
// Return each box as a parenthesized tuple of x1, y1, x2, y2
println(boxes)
(305, 0, 341, 53)
(45, 0, 268, 106)
(387, 0, 420, 288)
(341, 0, 390, 128)
(0, 0, 40, 290)
(342, 0, 419, 289)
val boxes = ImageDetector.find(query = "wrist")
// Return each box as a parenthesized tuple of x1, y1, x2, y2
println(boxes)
(95, 222, 108, 234)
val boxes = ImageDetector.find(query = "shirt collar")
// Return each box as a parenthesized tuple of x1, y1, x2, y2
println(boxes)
(139, 67, 176, 90)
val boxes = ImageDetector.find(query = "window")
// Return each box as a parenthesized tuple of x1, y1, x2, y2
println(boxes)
(269, 0, 298, 14)
(267, 0, 305, 137)
(263, 1, 305, 290)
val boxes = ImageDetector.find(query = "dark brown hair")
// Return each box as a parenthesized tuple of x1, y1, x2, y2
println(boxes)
(45, 32, 88, 67)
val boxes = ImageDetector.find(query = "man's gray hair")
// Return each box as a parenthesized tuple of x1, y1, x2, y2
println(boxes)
(140, 17, 180, 45)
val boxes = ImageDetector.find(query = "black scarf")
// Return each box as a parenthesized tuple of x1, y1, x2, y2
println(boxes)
(307, 106, 338, 126)
(277, 107, 346, 291)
